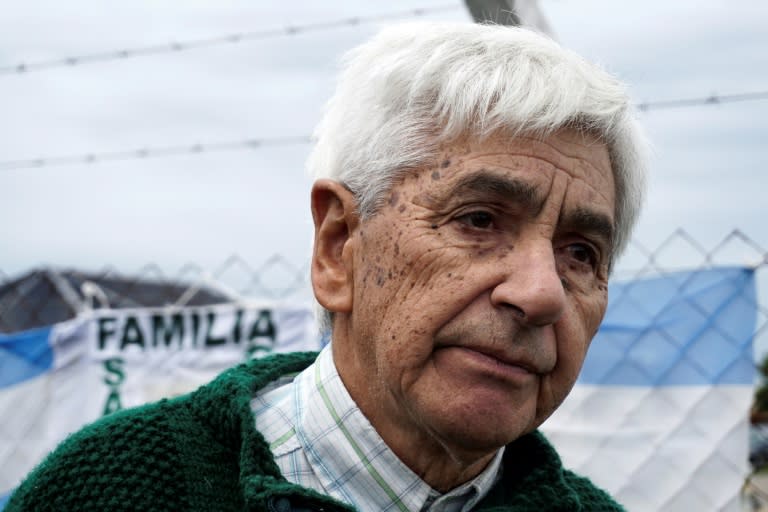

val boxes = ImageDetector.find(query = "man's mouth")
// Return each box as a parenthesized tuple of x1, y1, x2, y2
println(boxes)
(435, 345, 540, 383)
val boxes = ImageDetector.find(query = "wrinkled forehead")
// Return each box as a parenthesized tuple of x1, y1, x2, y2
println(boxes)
(400, 129, 614, 201)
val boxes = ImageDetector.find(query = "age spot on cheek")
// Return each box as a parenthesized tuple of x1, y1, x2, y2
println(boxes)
(375, 267, 386, 287)
(440, 159, 451, 168)
(431, 170, 441, 180)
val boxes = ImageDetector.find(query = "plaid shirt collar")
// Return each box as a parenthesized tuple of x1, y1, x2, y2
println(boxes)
(255, 345, 504, 512)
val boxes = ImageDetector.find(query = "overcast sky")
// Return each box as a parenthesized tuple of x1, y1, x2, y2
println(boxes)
(1, 0, 766, 288)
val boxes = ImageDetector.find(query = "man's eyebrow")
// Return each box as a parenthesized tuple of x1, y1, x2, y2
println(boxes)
(450, 171, 544, 214)
(561, 207, 615, 249)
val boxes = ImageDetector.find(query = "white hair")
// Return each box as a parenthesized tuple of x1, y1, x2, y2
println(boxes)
(308, 22, 648, 332)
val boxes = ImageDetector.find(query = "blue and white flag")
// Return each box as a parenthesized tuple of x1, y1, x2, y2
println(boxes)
(0, 302, 322, 506)
(543, 266, 757, 511)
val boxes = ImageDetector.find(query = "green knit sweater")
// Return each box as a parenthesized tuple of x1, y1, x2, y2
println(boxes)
(7, 352, 624, 511)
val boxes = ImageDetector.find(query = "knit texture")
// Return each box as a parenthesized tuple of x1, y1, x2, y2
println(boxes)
(7, 352, 624, 511)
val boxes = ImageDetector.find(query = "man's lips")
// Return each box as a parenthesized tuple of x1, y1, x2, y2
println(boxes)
(435, 345, 543, 382)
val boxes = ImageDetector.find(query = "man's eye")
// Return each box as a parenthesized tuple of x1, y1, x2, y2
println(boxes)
(458, 211, 495, 229)
(566, 243, 597, 267)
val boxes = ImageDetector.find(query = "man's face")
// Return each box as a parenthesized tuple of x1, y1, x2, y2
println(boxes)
(331, 128, 615, 462)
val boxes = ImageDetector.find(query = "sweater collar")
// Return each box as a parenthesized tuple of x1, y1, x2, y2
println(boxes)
(190, 352, 346, 511)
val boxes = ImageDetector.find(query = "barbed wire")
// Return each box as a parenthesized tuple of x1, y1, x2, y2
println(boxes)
(1, 89, 766, 172)
(0, 5, 461, 75)
(0, 135, 312, 171)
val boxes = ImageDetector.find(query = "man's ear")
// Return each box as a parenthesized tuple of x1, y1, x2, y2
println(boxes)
(310, 179, 359, 315)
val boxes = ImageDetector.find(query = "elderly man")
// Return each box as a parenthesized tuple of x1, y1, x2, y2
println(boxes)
(8, 22, 646, 511)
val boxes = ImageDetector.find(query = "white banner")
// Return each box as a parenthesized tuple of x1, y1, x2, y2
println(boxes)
(0, 303, 322, 502)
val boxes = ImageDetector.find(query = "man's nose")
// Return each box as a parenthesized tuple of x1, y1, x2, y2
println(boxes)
(489, 241, 566, 326)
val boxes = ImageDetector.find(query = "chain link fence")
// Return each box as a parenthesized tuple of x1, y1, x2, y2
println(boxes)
(1, 229, 767, 511)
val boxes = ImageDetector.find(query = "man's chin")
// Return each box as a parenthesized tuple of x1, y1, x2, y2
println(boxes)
(424, 402, 537, 456)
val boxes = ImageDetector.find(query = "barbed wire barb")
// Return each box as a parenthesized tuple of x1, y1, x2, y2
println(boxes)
(637, 91, 768, 111)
